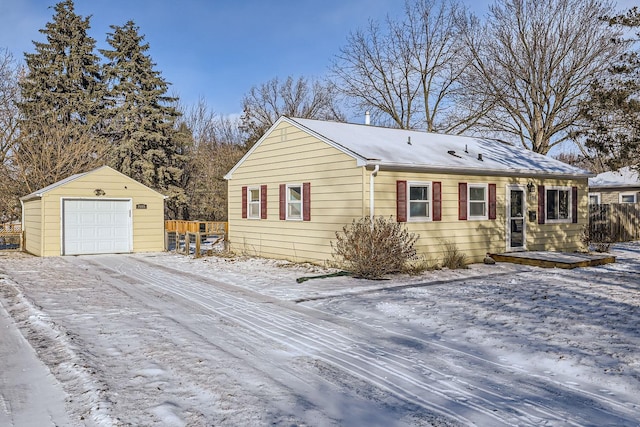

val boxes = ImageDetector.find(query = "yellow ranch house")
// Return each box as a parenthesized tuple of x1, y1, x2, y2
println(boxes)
(224, 117, 594, 265)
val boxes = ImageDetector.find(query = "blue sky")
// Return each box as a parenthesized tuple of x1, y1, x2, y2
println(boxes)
(0, 0, 633, 117)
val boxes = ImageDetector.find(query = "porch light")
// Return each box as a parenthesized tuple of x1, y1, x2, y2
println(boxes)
(527, 182, 535, 193)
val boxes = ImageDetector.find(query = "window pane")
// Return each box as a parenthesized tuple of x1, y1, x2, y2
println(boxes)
(559, 190, 569, 219)
(288, 203, 301, 218)
(589, 195, 599, 204)
(470, 201, 485, 217)
(621, 194, 636, 203)
(546, 190, 558, 220)
(288, 186, 301, 202)
(410, 201, 429, 217)
(470, 187, 485, 201)
(249, 204, 260, 217)
(410, 186, 429, 201)
(249, 189, 260, 202)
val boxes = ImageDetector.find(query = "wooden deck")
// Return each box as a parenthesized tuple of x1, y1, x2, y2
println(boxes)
(489, 251, 616, 269)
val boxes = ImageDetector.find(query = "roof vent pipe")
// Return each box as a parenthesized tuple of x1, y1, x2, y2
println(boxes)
(477, 153, 483, 161)
(365, 111, 370, 125)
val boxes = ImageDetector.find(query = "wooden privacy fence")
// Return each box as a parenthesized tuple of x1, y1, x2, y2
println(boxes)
(164, 220, 228, 257)
(589, 203, 640, 243)
(0, 222, 22, 250)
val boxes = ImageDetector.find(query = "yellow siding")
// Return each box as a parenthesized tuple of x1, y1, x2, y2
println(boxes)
(22, 199, 42, 256)
(228, 121, 365, 264)
(33, 167, 165, 256)
(371, 173, 588, 264)
(228, 122, 589, 266)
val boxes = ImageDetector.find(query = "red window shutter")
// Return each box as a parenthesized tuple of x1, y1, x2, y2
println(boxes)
(537, 185, 545, 224)
(488, 183, 497, 220)
(571, 186, 578, 223)
(241, 186, 247, 219)
(260, 185, 267, 219)
(279, 184, 286, 220)
(458, 183, 467, 220)
(303, 182, 311, 221)
(397, 180, 407, 222)
(433, 181, 442, 221)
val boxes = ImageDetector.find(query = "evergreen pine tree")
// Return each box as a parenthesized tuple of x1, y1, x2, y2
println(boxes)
(575, 8, 640, 172)
(101, 20, 187, 216)
(16, 0, 108, 191)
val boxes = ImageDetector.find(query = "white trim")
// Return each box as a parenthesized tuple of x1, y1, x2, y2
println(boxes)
(506, 184, 527, 252)
(246, 186, 261, 219)
(544, 186, 572, 223)
(468, 183, 488, 220)
(285, 183, 303, 221)
(588, 192, 601, 205)
(619, 192, 637, 203)
(60, 197, 133, 255)
(407, 181, 433, 222)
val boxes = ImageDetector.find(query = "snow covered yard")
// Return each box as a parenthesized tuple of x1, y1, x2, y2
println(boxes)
(0, 243, 639, 426)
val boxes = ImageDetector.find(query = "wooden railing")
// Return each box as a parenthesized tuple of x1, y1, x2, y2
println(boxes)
(0, 222, 23, 251)
(164, 220, 228, 257)
(164, 220, 227, 236)
(0, 222, 22, 235)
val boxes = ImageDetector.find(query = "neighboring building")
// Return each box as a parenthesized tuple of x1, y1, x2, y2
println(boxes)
(20, 166, 166, 256)
(224, 117, 594, 265)
(589, 167, 640, 204)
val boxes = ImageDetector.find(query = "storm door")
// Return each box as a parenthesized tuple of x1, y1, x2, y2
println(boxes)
(507, 186, 526, 251)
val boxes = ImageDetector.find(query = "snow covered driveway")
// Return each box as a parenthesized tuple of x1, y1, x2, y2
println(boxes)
(0, 243, 639, 426)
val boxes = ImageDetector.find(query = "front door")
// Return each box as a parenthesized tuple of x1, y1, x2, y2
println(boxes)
(507, 186, 526, 251)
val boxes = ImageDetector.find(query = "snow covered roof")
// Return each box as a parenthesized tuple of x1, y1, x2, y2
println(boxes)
(589, 167, 640, 188)
(226, 117, 593, 179)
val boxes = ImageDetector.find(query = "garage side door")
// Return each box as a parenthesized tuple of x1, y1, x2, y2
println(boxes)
(63, 199, 132, 255)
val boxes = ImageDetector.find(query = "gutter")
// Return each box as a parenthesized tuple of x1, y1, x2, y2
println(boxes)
(369, 164, 379, 226)
(366, 162, 595, 179)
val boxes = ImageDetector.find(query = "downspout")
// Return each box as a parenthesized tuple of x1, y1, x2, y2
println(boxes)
(20, 199, 24, 252)
(369, 165, 379, 228)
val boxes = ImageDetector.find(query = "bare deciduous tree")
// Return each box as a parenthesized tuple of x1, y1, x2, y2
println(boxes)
(240, 75, 344, 148)
(0, 48, 20, 165)
(332, 0, 470, 132)
(0, 48, 22, 220)
(12, 119, 107, 195)
(459, 0, 624, 154)
(177, 99, 246, 220)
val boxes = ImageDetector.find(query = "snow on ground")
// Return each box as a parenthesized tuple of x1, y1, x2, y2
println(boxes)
(0, 243, 639, 426)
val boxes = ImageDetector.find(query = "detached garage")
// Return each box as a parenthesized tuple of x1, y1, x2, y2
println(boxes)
(20, 166, 166, 257)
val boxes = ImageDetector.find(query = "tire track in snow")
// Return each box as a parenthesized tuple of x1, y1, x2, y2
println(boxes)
(78, 255, 637, 426)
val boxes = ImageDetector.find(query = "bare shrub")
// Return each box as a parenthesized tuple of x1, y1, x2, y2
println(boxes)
(440, 240, 468, 269)
(332, 216, 419, 279)
(581, 224, 614, 253)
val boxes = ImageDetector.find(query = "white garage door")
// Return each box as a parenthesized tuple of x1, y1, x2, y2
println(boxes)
(62, 199, 132, 255)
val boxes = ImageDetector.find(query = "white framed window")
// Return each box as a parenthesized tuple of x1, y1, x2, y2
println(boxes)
(408, 182, 431, 221)
(468, 183, 488, 220)
(286, 184, 303, 220)
(619, 192, 637, 203)
(546, 186, 571, 222)
(588, 193, 601, 205)
(247, 187, 260, 219)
